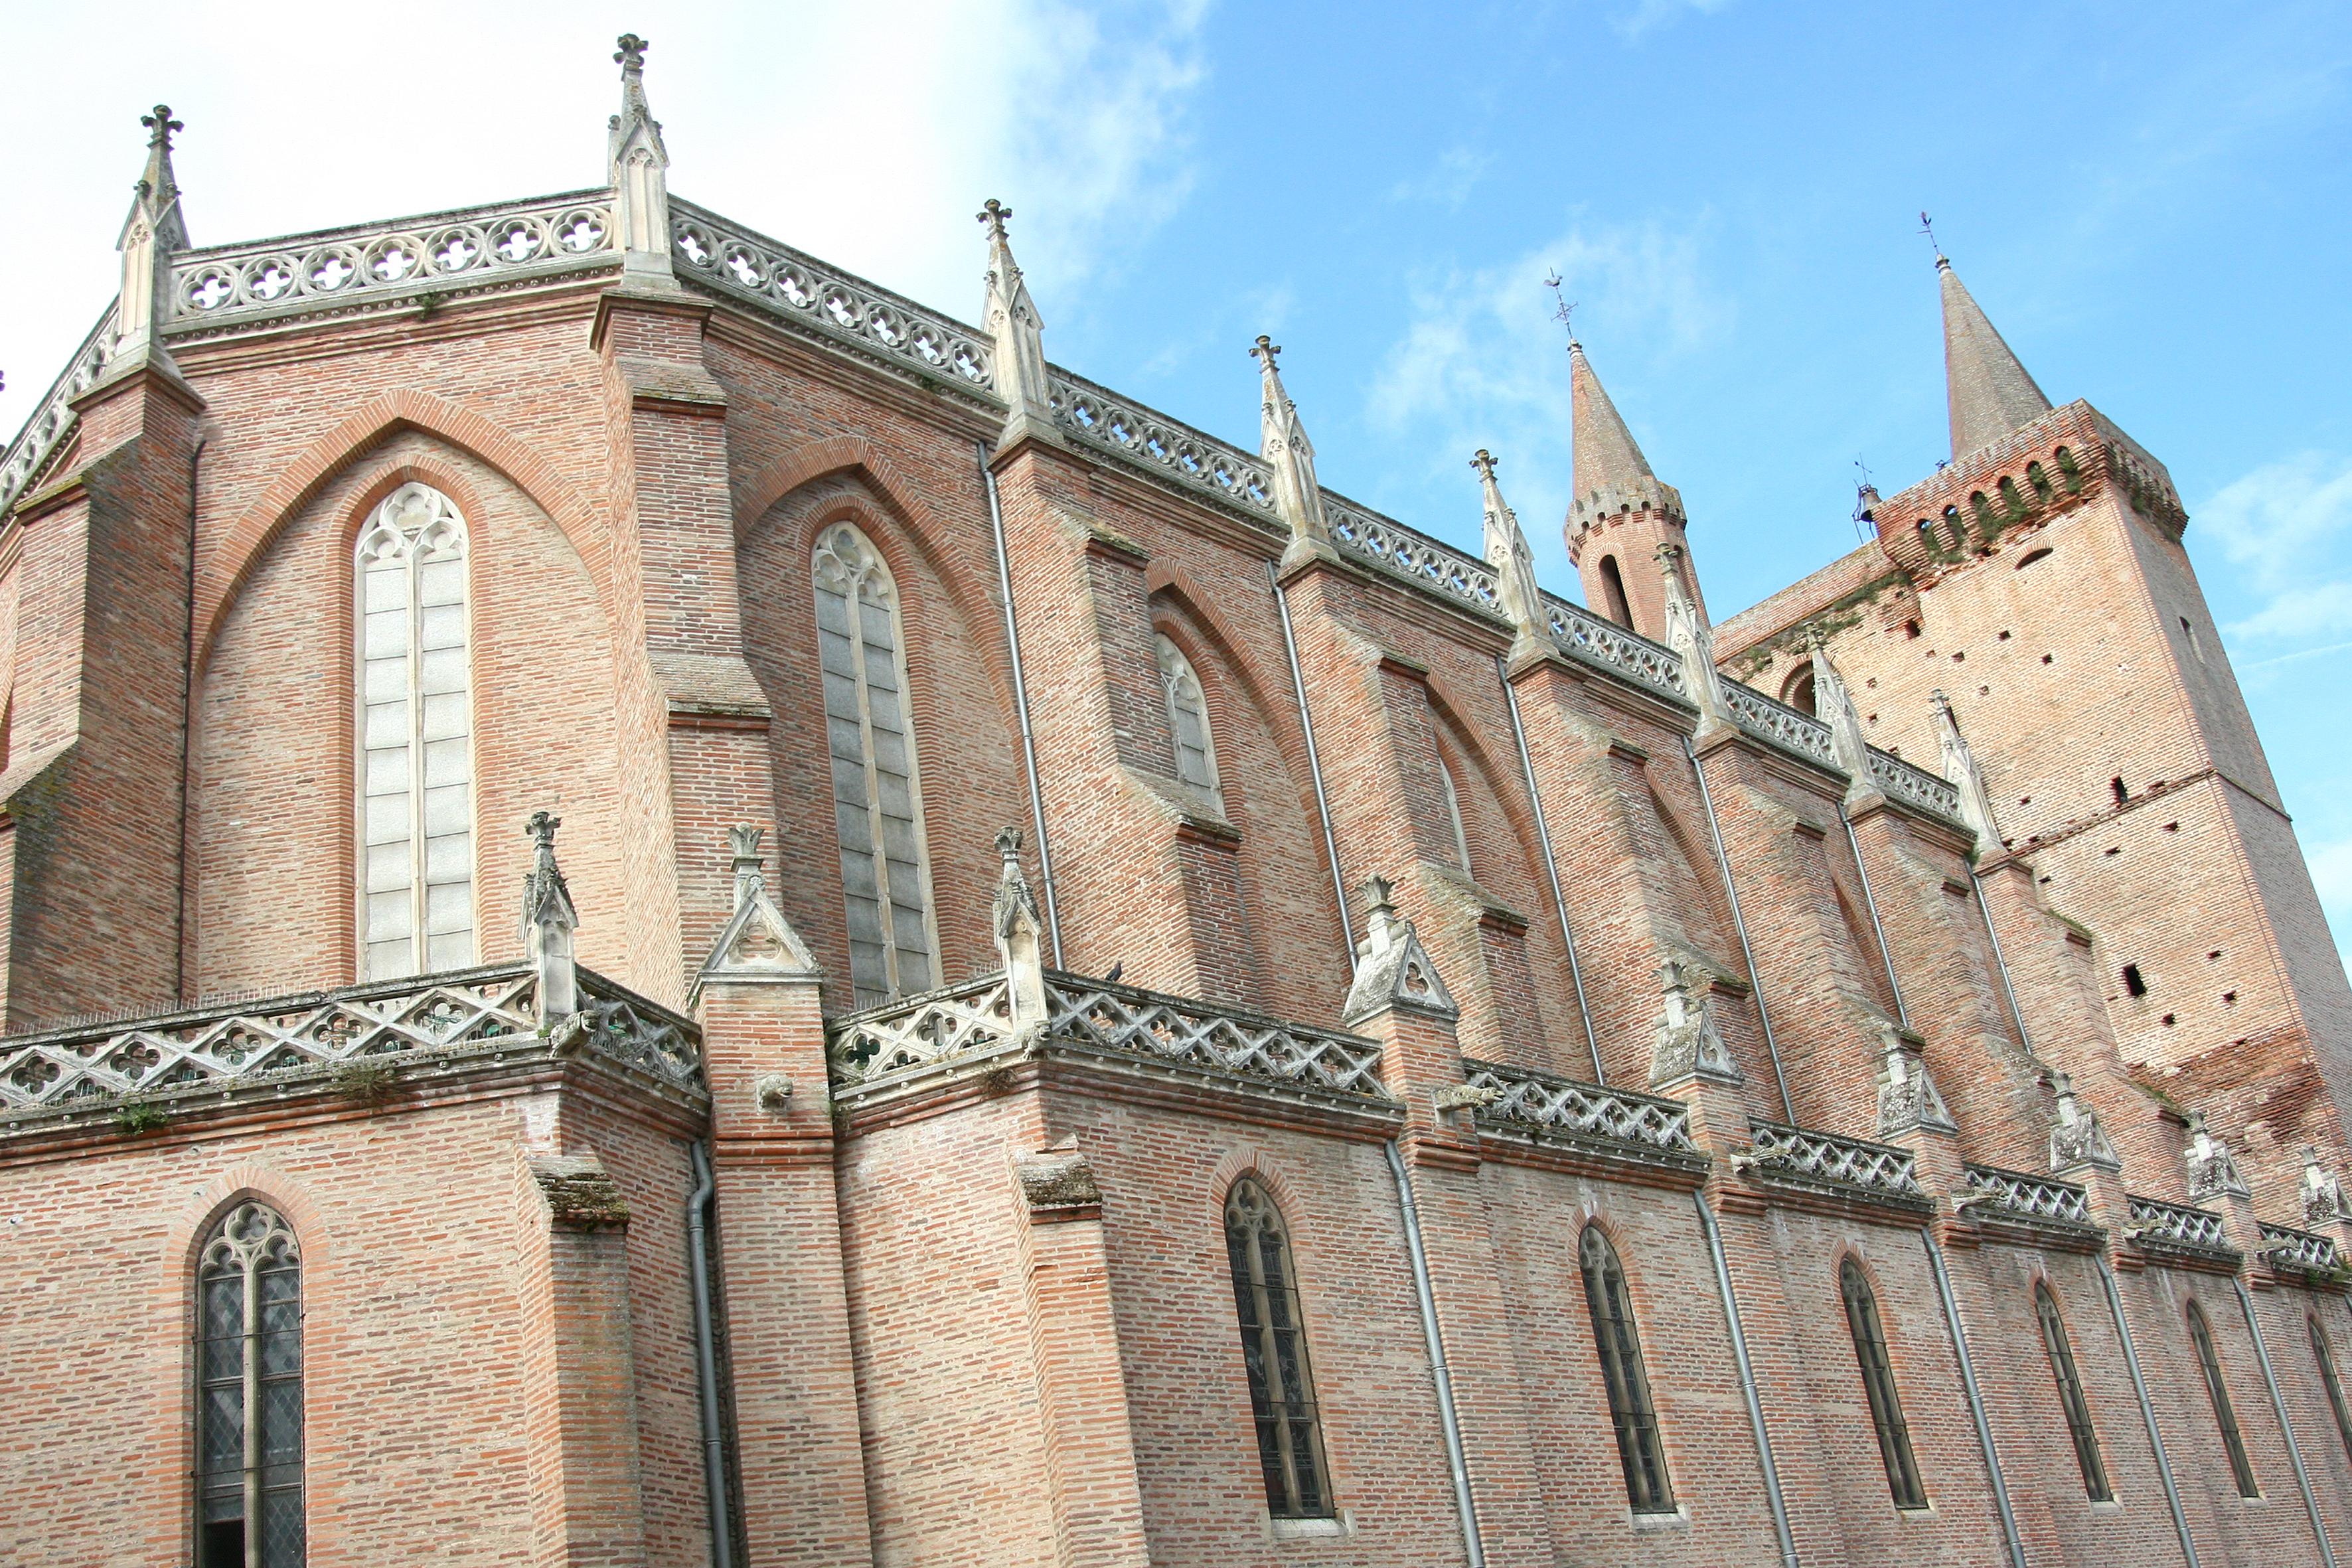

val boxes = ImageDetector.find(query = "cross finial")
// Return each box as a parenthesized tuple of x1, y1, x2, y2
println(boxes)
(1469, 447, 1499, 483)
(615, 33, 648, 71)
(978, 198, 1012, 240)
(141, 105, 183, 149)
(1545, 268, 1579, 348)
(526, 810, 562, 865)
(1251, 334, 1281, 367)
(996, 824, 1024, 865)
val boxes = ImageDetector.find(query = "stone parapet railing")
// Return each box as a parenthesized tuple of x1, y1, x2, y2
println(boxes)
(1459, 1059, 1701, 1164)
(1326, 494, 1503, 619)
(674, 197, 997, 394)
(1048, 370, 1275, 514)
(0, 963, 703, 1130)
(1866, 749, 1966, 821)
(2259, 1220, 2343, 1275)
(1723, 682, 1838, 766)
(827, 971, 1393, 1104)
(1737, 1120, 1924, 1203)
(1960, 1163, 2094, 1226)
(1, 304, 119, 518)
(1543, 595, 1690, 700)
(2126, 1194, 2236, 1257)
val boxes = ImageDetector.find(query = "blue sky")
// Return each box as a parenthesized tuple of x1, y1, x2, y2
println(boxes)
(4, 0, 2347, 965)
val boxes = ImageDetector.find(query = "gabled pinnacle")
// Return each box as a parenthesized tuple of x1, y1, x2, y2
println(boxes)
(520, 811, 580, 1019)
(993, 827, 1049, 1028)
(1469, 449, 1545, 654)
(694, 824, 820, 997)
(979, 200, 1057, 451)
(108, 105, 193, 380)
(1657, 542, 1730, 730)
(1929, 690, 2003, 853)
(1342, 875, 1458, 1026)
(1252, 337, 1330, 553)
(131, 105, 189, 252)
(2184, 1110, 2251, 1202)
(1938, 255, 2051, 462)
(1567, 339, 1683, 539)
(607, 33, 674, 283)
(1807, 633, 1877, 799)
(2047, 1071, 2121, 1174)
(1874, 1019, 1956, 1137)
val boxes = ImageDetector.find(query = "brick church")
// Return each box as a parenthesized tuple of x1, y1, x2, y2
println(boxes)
(6, 35, 2352, 1568)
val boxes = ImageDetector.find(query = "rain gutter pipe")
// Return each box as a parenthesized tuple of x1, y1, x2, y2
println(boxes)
(978, 440, 1064, 966)
(1695, 1190, 1800, 1568)
(1386, 1139, 1483, 1566)
(1682, 732, 1794, 1123)
(686, 1140, 736, 1568)
(1498, 653, 1603, 1083)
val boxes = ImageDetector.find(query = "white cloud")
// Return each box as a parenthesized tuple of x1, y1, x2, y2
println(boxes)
(2195, 452, 2352, 646)
(1614, 0, 1735, 41)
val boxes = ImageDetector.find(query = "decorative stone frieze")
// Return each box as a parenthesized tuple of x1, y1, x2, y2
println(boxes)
(1958, 1163, 2094, 1227)
(1735, 1120, 1926, 1204)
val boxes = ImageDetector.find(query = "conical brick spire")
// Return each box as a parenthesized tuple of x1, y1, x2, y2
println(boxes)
(1252, 337, 1329, 554)
(1567, 340, 1684, 533)
(1939, 255, 2050, 462)
(1563, 336, 1696, 638)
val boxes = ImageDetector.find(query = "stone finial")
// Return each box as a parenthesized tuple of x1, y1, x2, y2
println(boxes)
(1254, 335, 1331, 557)
(520, 811, 580, 1019)
(692, 823, 819, 999)
(1342, 875, 1458, 1026)
(110, 105, 193, 380)
(1806, 633, 1878, 800)
(1656, 542, 1731, 730)
(1930, 690, 2003, 854)
(2047, 1071, 2122, 1174)
(993, 828, 1049, 1029)
(2302, 1145, 2349, 1225)
(1471, 449, 1547, 658)
(979, 200, 1056, 451)
(1939, 252, 2052, 463)
(1651, 956, 1740, 1088)
(2185, 1111, 2252, 1202)
(1873, 1019, 1956, 1137)
(607, 32, 674, 283)
(728, 824, 767, 909)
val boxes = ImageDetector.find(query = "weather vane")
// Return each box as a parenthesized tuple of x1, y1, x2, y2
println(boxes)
(1918, 210, 1942, 261)
(1544, 269, 1577, 345)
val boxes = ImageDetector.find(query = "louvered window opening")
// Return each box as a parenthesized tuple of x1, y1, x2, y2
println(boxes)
(2035, 1284, 2112, 1500)
(1224, 1178, 1335, 1520)
(2311, 1317, 2352, 1468)
(813, 524, 937, 1008)
(1841, 1259, 1927, 1508)
(356, 483, 475, 980)
(1579, 1225, 1675, 1513)
(198, 1202, 303, 1568)
(1156, 634, 1220, 805)
(2188, 1300, 2260, 1498)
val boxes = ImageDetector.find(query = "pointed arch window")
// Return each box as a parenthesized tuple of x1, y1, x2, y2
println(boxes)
(1223, 1177, 1334, 1520)
(2035, 1283, 2112, 1499)
(1842, 1257, 1926, 1508)
(197, 1202, 303, 1568)
(356, 483, 475, 980)
(2188, 1299, 2260, 1496)
(1439, 761, 1472, 874)
(1155, 634, 1220, 805)
(813, 523, 937, 1008)
(2310, 1316, 2352, 1467)
(1579, 1225, 1675, 1512)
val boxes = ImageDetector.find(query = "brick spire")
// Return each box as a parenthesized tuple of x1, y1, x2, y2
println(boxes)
(607, 33, 674, 283)
(1567, 340, 1684, 533)
(1564, 337, 1696, 637)
(1938, 254, 2050, 463)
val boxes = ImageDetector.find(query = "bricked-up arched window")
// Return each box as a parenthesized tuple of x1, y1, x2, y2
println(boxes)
(2035, 1283, 2112, 1499)
(813, 524, 937, 1008)
(1223, 1177, 1335, 1520)
(1155, 634, 1220, 806)
(2187, 1299, 2260, 1497)
(196, 1202, 303, 1568)
(1841, 1258, 1926, 1508)
(1579, 1225, 1675, 1513)
(356, 483, 475, 980)
(2310, 1316, 2352, 1467)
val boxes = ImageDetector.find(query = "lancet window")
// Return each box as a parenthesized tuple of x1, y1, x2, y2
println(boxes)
(1579, 1225, 1675, 1513)
(2310, 1316, 2352, 1468)
(2188, 1300, 2260, 1497)
(197, 1202, 303, 1568)
(1156, 634, 1220, 805)
(2034, 1283, 2111, 1500)
(813, 523, 937, 1008)
(1223, 1177, 1335, 1520)
(356, 483, 475, 980)
(1841, 1257, 1926, 1508)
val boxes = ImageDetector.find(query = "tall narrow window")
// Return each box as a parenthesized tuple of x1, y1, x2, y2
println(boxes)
(1155, 634, 1221, 805)
(813, 524, 937, 1008)
(2188, 1300, 2260, 1497)
(1599, 554, 1632, 627)
(1579, 1225, 1675, 1512)
(2035, 1283, 2112, 1499)
(356, 483, 475, 980)
(1439, 761, 1472, 874)
(1224, 1177, 1334, 1520)
(197, 1202, 303, 1568)
(1842, 1258, 1926, 1508)
(2310, 1316, 2352, 1467)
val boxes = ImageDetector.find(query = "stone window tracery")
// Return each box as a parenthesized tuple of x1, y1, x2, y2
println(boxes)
(2188, 1298, 2260, 1497)
(1155, 634, 1220, 805)
(1841, 1257, 1926, 1508)
(1579, 1225, 1675, 1513)
(355, 483, 475, 980)
(196, 1201, 303, 1568)
(813, 523, 937, 1008)
(2035, 1283, 2111, 1499)
(1223, 1177, 1334, 1521)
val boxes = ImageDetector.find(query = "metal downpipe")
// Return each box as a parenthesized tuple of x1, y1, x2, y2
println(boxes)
(1921, 1227, 2027, 1568)
(1682, 732, 1794, 1123)
(1272, 562, 1356, 970)
(2234, 1277, 2339, 1567)
(1695, 1191, 1800, 1568)
(1385, 1140, 1484, 1567)
(1497, 654, 1604, 1083)
(686, 1140, 736, 1568)
(1838, 799, 1907, 1030)
(978, 440, 1065, 967)
(2097, 1255, 2200, 1567)
(1968, 866, 2037, 1056)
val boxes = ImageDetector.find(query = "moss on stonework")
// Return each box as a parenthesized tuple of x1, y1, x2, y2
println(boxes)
(114, 1100, 171, 1136)
(1727, 570, 1909, 679)
(329, 1059, 397, 1103)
